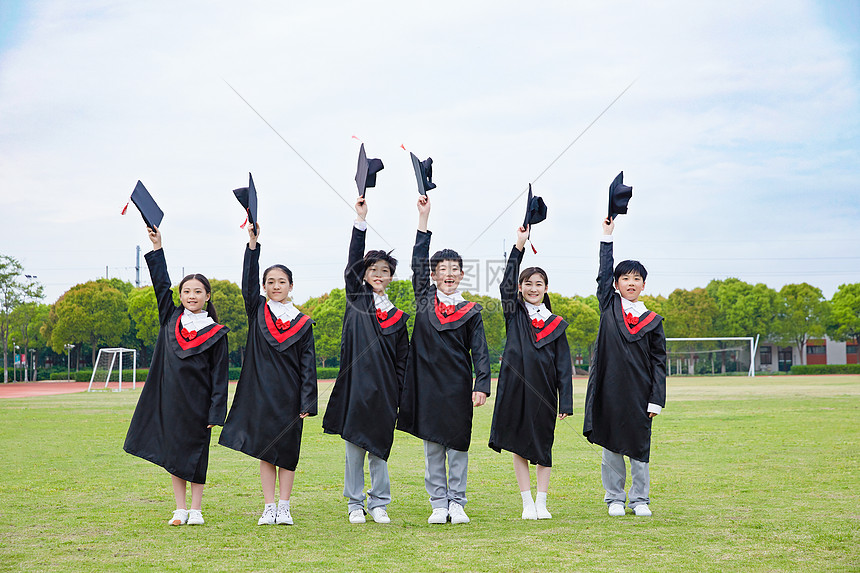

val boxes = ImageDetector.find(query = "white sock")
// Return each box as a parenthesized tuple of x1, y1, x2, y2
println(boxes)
(535, 492, 548, 507)
(521, 490, 534, 507)
(278, 499, 290, 510)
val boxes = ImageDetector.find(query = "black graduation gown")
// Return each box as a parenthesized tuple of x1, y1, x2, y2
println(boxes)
(396, 230, 492, 452)
(123, 248, 229, 483)
(488, 246, 573, 467)
(321, 225, 410, 461)
(218, 244, 318, 471)
(582, 240, 667, 463)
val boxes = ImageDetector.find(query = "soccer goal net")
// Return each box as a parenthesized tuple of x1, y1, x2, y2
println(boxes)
(88, 348, 137, 391)
(666, 336, 759, 377)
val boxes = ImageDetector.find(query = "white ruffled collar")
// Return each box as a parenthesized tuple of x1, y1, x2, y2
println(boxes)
(524, 300, 552, 321)
(181, 308, 215, 331)
(621, 297, 648, 318)
(373, 291, 395, 312)
(436, 289, 465, 306)
(267, 299, 300, 321)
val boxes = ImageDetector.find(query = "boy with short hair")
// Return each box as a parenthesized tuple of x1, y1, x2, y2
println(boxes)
(397, 195, 491, 525)
(583, 216, 667, 517)
(322, 196, 410, 525)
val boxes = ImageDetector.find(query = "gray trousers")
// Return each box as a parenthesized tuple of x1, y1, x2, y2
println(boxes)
(424, 440, 468, 509)
(601, 449, 650, 508)
(343, 440, 390, 513)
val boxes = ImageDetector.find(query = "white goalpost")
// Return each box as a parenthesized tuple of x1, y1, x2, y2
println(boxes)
(666, 336, 760, 377)
(88, 348, 137, 391)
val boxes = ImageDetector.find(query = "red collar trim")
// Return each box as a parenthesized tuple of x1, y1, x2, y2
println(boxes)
(378, 308, 405, 329)
(174, 316, 225, 350)
(434, 298, 476, 324)
(535, 315, 564, 342)
(264, 308, 310, 343)
(623, 310, 657, 334)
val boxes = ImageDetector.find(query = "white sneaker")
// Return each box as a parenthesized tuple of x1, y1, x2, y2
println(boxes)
(608, 503, 625, 517)
(258, 505, 276, 525)
(448, 502, 470, 524)
(633, 504, 652, 517)
(369, 507, 391, 524)
(276, 506, 293, 525)
(187, 509, 204, 525)
(348, 509, 366, 524)
(169, 509, 188, 526)
(536, 505, 552, 519)
(427, 508, 448, 524)
(522, 504, 538, 520)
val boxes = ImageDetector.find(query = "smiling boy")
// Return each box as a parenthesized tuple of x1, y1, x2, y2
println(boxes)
(583, 216, 667, 517)
(396, 195, 491, 525)
(322, 197, 410, 525)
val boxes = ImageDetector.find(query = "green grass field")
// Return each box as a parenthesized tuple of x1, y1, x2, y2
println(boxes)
(1, 375, 857, 572)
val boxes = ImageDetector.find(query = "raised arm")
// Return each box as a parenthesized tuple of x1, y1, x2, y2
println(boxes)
(597, 217, 616, 313)
(143, 226, 177, 327)
(500, 225, 529, 320)
(344, 197, 368, 296)
(412, 196, 432, 299)
(242, 222, 262, 317)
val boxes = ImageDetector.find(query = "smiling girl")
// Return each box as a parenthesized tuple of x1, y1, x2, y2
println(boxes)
(218, 222, 318, 526)
(124, 226, 230, 526)
(488, 224, 573, 520)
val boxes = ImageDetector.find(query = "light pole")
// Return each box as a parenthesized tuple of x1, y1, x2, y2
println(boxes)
(13, 345, 20, 382)
(30, 349, 37, 381)
(64, 344, 75, 382)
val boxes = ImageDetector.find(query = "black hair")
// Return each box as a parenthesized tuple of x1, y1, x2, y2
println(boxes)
(178, 273, 219, 322)
(613, 260, 648, 282)
(517, 266, 552, 311)
(363, 250, 397, 275)
(430, 249, 463, 273)
(263, 264, 293, 286)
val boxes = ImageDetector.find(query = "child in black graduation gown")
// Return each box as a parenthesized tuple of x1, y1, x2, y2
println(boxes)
(124, 226, 230, 526)
(322, 197, 410, 525)
(396, 195, 491, 525)
(583, 217, 667, 517)
(489, 224, 573, 520)
(218, 223, 318, 526)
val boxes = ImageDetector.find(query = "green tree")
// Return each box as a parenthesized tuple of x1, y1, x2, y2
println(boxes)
(550, 293, 600, 364)
(1, 255, 44, 382)
(209, 279, 247, 355)
(662, 288, 718, 338)
(828, 283, 860, 344)
(7, 302, 50, 381)
(127, 286, 159, 362)
(463, 293, 505, 364)
(48, 281, 130, 365)
(311, 288, 346, 367)
(776, 283, 829, 365)
(386, 280, 416, 337)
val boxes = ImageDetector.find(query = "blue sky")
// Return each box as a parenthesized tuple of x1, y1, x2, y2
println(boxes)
(1, 1, 859, 307)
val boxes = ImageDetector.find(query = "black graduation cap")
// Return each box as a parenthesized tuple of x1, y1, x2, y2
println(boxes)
(130, 180, 164, 229)
(233, 173, 258, 235)
(410, 152, 436, 195)
(355, 143, 385, 197)
(523, 184, 547, 228)
(608, 171, 633, 219)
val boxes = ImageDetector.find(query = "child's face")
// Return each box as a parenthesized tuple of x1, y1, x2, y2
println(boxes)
(180, 279, 210, 313)
(615, 272, 645, 302)
(264, 269, 292, 303)
(518, 273, 547, 305)
(431, 260, 464, 295)
(364, 262, 393, 295)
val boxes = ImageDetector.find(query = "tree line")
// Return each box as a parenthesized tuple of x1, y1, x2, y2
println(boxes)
(2, 253, 858, 381)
